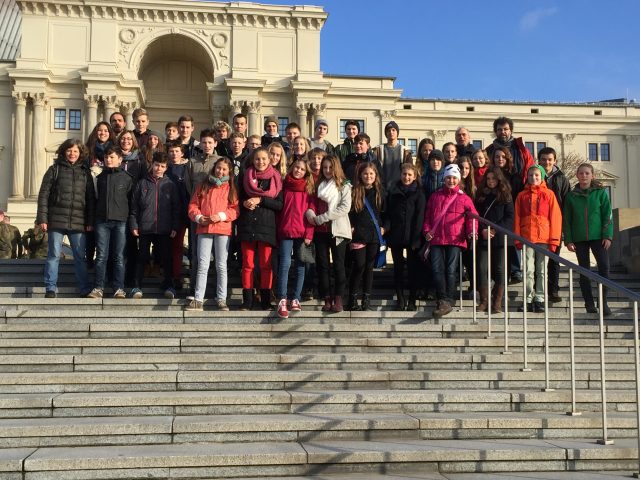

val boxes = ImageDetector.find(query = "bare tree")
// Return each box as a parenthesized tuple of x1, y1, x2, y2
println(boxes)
(558, 152, 589, 185)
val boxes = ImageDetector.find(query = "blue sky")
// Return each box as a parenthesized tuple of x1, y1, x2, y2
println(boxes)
(234, 0, 640, 103)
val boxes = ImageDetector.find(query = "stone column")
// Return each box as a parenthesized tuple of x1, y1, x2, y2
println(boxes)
(84, 94, 100, 136)
(228, 100, 244, 126)
(246, 101, 261, 137)
(29, 93, 48, 198)
(311, 103, 327, 134)
(11, 92, 28, 199)
(211, 104, 225, 125)
(296, 103, 309, 137)
(558, 133, 576, 160)
(103, 96, 118, 122)
(120, 102, 137, 130)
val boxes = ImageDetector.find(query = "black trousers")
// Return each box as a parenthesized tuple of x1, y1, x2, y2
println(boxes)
(547, 243, 562, 294)
(349, 243, 378, 297)
(574, 240, 610, 306)
(391, 246, 421, 297)
(135, 234, 172, 290)
(315, 232, 347, 298)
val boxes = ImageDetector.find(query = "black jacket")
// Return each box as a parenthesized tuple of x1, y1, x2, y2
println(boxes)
(545, 166, 571, 210)
(383, 182, 426, 249)
(95, 167, 134, 223)
(129, 175, 180, 235)
(36, 158, 96, 231)
(236, 174, 283, 246)
(474, 191, 515, 247)
(349, 187, 384, 244)
(121, 151, 146, 183)
(343, 151, 382, 186)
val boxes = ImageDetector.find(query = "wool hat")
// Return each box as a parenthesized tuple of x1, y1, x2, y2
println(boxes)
(264, 116, 278, 129)
(314, 119, 328, 130)
(531, 164, 547, 181)
(443, 164, 461, 180)
(384, 121, 399, 135)
(428, 149, 445, 162)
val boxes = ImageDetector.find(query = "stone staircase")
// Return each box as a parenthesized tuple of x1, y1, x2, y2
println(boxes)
(0, 259, 639, 479)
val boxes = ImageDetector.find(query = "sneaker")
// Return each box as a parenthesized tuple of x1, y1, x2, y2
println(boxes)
(184, 299, 203, 311)
(277, 298, 289, 319)
(289, 299, 302, 312)
(186, 289, 195, 301)
(533, 301, 545, 313)
(164, 287, 176, 300)
(433, 300, 453, 318)
(518, 303, 534, 313)
(216, 300, 230, 311)
(130, 288, 143, 299)
(86, 288, 103, 299)
(113, 289, 126, 299)
(45, 290, 57, 299)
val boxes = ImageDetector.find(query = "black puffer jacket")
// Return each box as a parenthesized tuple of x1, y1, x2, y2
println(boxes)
(95, 167, 134, 222)
(236, 173, 283, 247)
(383, 181, 425, 249)
(349, 187, 384, 244)
(474, 191, 515, 247)
(129, 175, 180, 235)
(36, 158, 96, 231)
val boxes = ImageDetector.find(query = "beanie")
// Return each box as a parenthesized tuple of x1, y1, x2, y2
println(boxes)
(314, 119, 328, 130)
(264, 116, 278, 129)
(384, 121, 399, 136)
(428, 149, 445, 162)
(443, 164, 461, 180)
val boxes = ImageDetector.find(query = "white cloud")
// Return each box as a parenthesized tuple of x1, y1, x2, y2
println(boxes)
(520, 7, 559, 32)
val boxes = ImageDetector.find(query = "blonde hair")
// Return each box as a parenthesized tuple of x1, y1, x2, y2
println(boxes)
(288, 159, 315, 194)
(268, 142, 288, 177)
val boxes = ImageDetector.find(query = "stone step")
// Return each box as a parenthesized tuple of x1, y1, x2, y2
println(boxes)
(3, 438, 637, 478)
(0, 411, 638, 448)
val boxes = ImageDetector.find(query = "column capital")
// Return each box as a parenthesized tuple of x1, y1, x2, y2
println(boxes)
(558, 133, 576, 144)
(246, 101, 261, 114)
(30, 92, 48, 107)
(625, 135, 640, 144)
(84, 94, 101, 107)
(230, 100, 244, 114)
(118, 101, 137, 115)
(433, 129, 448, 140)
(12, 91, 29, 106)
(311, 103, 326, 116)
(378, 109, 396, 120)
(296, 103, 310, 115)
(102, 95, 118, 108)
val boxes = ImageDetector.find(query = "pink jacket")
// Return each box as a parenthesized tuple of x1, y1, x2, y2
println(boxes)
(422, 185, 478, 248)
(188, 182, 239, 236)
(277, 188, 315, 241)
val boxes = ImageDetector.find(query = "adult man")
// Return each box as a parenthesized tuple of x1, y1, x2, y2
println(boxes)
(109, 112, 126, 136)
(2, 214, 23, 259)
(335, 120, 360, 163)
(232, 113, 248, 136)
(455, 126, 475, 158)
(486, 116, 535, 185)
(372, 121, 413, 190)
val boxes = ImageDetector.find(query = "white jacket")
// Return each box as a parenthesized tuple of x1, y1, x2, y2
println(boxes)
(306, 179, 352, 244)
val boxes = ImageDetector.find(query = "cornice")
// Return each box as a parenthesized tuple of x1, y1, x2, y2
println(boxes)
(17, 1, 327, 30)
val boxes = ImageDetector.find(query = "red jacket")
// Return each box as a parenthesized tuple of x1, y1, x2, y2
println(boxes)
(422, 186, 478, 248)
(188, 182, 239, 236)
(277, 188, 315, 241)
(514, 182, 562, 250)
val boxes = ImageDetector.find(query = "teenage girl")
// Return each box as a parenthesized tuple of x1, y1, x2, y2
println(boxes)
(416, 138, 435, 178)
(186, 158, 239, 311)
(275, 159, 315, 318)
(291, 136, 312, 164)
(306, 155, 352, 313)
(268, 142, 288, 178)
(307, 147, 326, 185)
(442, 142, 458, 164)
(472, 149, 489, 187)
(457, 156, 476, 199)
(563, 163, 613, 316)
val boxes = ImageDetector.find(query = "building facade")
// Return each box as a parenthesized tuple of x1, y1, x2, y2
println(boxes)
(1, 0, 639, 230)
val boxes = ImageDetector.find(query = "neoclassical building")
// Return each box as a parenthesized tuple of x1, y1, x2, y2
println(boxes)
(1, 0, 640, 230)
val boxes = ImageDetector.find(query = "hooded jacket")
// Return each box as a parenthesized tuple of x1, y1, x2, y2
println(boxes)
(544, 165, 571, 210)
(422, 185, 478, 248)
(514, 181, 562, 249)
(562, 184, 613, 244)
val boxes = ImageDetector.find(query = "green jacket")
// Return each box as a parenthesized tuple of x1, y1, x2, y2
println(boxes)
(562, 185, 613, 244)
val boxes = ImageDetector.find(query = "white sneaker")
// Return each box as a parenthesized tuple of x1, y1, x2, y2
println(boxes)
(87, 288, 103, 299)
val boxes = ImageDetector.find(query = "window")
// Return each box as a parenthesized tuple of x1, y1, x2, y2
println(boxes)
(537, 142, 547, 153)
(54, 109, 66, 130)
(472, 140, 483, 150)
(407, 138, 417, 153)
(277, 117, 288, 137)
(69, 109, 82, 131)
(398, 139, 405, 146)
(339, 119, 365, 140)
(525, 142, 535, 157)
(588, 142, 610, 161)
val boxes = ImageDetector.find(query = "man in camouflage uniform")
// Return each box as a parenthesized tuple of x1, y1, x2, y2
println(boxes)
(0, 211, 13, 260)
(2, 215, 23, 259)
(22, 224, 49, 259)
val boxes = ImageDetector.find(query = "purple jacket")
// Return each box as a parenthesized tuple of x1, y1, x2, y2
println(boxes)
(422, 186, 478, 248)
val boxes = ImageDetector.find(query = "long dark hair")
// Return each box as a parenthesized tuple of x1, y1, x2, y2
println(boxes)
(476, 166, 512, 204)
(352, 162, 383, 212)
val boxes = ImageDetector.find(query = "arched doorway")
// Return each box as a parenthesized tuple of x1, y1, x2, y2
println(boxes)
(139, 34, 214, 133)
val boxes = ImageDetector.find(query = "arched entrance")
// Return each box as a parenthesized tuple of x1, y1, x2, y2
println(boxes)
(139, 34, 214, 132)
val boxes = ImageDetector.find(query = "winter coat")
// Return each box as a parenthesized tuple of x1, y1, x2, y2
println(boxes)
(190, 153, 221, 197)
(342, 151, 382, 186)
(474, 191, 515, 247)
(422, 167, 445, 201)
(562, 185, 613, 244)
(349, 187, 384, 244)
(422, 185, 478, 249)
(486, 136, 535, 186)
(307, 179, 352, 243)
(514, 182, 562, 249)
(129, 175, 180, 235)
(277, 187, 314, 241)
(121, 150, 146, 183)
(335, 138, 355, 163)
(36, 158, 96, 231)
(236, 174, 284, 246)
(95, 167, 134, 223)
(188, 182, 239, 236)
(545, 166, 571, 211)
(383, 181, 426, 249)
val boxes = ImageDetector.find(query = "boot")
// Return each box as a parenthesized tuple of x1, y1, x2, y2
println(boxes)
(491, 285, 504, 313)
(347, 294, 360, 311)
(361, 293, 372, 311)
(321, 296, 332, 312)
(240, 288, 253, 311)
(395, 289, 406, 311)
(331, 295, 344, 313)
(477, 286, 489, 312)
(260, 289, 273, 310)
(406, 295, 417, 311)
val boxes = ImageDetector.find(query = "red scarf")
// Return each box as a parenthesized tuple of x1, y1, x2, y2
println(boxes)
(243, 165, 282, 198)
(284, 173, 307, 192)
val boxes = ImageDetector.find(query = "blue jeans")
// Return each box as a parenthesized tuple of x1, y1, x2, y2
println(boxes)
(194, 234, 229, 302)
(430, 245, 461, 304)
(94, 220, 126, 290)
(44, 229, 90, 294)
(277, 238, 306, 301)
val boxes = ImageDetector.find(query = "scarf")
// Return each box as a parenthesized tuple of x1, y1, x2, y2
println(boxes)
(284, 173, 307, 192)
(209, 175, 229, 187)
(398, 181, 417, 194)
(243, 164, 282, 198)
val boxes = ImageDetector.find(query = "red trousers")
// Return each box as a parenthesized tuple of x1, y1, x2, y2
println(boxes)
(241, 241, 272, 289)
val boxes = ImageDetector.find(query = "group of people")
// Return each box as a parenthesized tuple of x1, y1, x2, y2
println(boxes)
(29, 109, 613, 318)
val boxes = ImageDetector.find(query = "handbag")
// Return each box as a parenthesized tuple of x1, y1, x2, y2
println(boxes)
(297, 241, 316, 264)
(364, 197, 387, 269)
(420, 192, 460, 264)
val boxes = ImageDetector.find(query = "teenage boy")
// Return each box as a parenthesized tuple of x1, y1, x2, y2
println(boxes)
(335, 120, 360, 163)
(538, 147, 570, 303)
(213, 120, 233, 158)
(261, 116, 288, 149)
(166, 141, 193, 290)
(247, 135, 261, 154)
(132, 108, 150, 149)
(87, 146, 133, 299)
(232, 113, 248, 136)
(309, 119, 335, 154)
(229, 132, 248, 176)
(129, 152, 179, 299)
(343, 133, 382, 184)
(285, 122, 302, 147)
(178, 115, 200, 160)
(164, 122, 180, 149)
(372, 121, 413, 191)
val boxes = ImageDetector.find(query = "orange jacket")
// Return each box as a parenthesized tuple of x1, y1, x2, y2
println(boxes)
(188, 182, 239, 236)
(514, 182, 562, 251)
